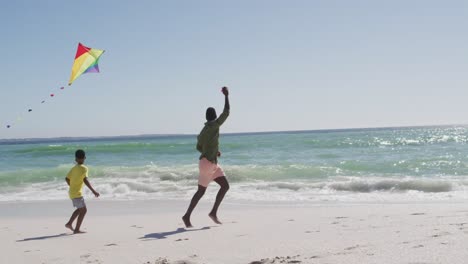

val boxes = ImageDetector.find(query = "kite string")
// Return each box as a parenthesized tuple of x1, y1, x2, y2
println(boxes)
(4, 85, 66, 129)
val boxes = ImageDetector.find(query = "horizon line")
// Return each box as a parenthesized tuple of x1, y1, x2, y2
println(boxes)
(1, 123, 467, 143)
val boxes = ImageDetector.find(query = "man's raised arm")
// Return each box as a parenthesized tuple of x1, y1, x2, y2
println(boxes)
(216, 87, 230, 125)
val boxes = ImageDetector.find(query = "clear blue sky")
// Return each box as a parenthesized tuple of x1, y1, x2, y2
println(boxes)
(1, 0, 468, 139)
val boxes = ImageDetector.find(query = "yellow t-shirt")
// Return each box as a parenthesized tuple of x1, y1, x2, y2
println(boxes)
(66, 164, 88, 199)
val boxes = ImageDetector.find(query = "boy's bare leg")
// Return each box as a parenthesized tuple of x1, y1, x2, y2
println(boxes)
(182, 185, 206, 228)
(74, 207, 87, 234)
(209, 176, 229, 224)
(65, 209, 80, 231)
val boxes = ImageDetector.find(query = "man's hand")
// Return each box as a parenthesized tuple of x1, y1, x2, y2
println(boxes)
(221, 86, 229, 96)
(93, 191, 100, 198)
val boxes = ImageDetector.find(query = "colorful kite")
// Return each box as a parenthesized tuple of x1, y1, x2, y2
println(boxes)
(3, 43, 105, 129)
(68, 43, 105, 85)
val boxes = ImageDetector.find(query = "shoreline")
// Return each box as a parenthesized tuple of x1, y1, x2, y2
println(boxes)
(3, 198, 468, 217)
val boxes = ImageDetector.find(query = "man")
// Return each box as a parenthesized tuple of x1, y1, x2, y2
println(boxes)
(182, 86, 230, 228)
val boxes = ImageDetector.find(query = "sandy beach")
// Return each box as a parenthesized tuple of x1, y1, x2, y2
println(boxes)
(2, 199, 468, 264)
(3, 0, 468, 263)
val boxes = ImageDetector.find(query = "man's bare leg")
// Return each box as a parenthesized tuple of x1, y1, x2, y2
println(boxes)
(182, 185, 206, 228)
(209, 176, 229, 224)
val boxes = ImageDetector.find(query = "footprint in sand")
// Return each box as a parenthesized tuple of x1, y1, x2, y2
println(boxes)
(344, 245, 361, 251)
(175, 238, 189, 242)
(431, 232, 451, 238)
(80, 254, 98, 264)
(410, 213, 426, 216)
(154, 257, 170, 264)
(130, 225, 143, 229)
(154, 257, 196, 264)
(79, 254, 101, 263)
(104, 243, 117, 247)
(413, 245, 424, 248)
(23, 249, 42, 253)
(249, 255, 302, 264)
(449, 222, 468, 229)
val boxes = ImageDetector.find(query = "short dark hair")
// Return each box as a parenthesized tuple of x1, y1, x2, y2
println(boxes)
(75, 149, 86, 159)
(206, 107, 217, 121)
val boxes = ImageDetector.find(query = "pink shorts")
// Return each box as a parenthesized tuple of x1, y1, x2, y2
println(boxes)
(198, 158, 225, 187)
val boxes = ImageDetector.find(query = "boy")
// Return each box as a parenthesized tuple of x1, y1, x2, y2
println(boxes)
(65, 149, 99, 234)
(182, 86, 230, 228)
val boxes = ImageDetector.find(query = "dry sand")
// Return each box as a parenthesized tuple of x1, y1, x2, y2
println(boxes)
(1, 199, 468, 263)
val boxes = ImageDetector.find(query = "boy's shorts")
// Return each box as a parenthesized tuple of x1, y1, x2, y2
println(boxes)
(198, 158, 225, 187)
(72, 197, 86, 209)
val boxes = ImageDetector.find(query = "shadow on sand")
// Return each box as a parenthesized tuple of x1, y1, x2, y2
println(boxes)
(17, 233, 70, 242)
(139, 226, 212, 240)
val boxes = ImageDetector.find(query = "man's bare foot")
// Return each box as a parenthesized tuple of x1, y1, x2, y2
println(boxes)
(73, 230, 86, 234)
(182, 215, 193, 228)
(65, 223, 74, 232)
(209, 214, 222, 224)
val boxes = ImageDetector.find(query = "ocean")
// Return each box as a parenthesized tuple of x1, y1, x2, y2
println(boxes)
(1, 126, 468, 202)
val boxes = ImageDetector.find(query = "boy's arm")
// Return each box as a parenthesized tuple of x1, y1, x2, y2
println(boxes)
(83, 178, 100, 197)
(66, 170, 71, 186)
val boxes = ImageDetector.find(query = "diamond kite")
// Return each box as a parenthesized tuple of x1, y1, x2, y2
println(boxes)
(68, 43, 105, 85)
(3, 43, 105, 129)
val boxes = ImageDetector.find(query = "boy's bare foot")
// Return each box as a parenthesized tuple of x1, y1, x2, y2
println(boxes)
(65, 223, 74, 232)
(73, 230, 86, 234)
(208, 214, 222, 224)
(182, 215, 193, 228)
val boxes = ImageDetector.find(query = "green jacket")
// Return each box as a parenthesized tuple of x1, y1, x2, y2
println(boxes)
(197, 106, 230, 163)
